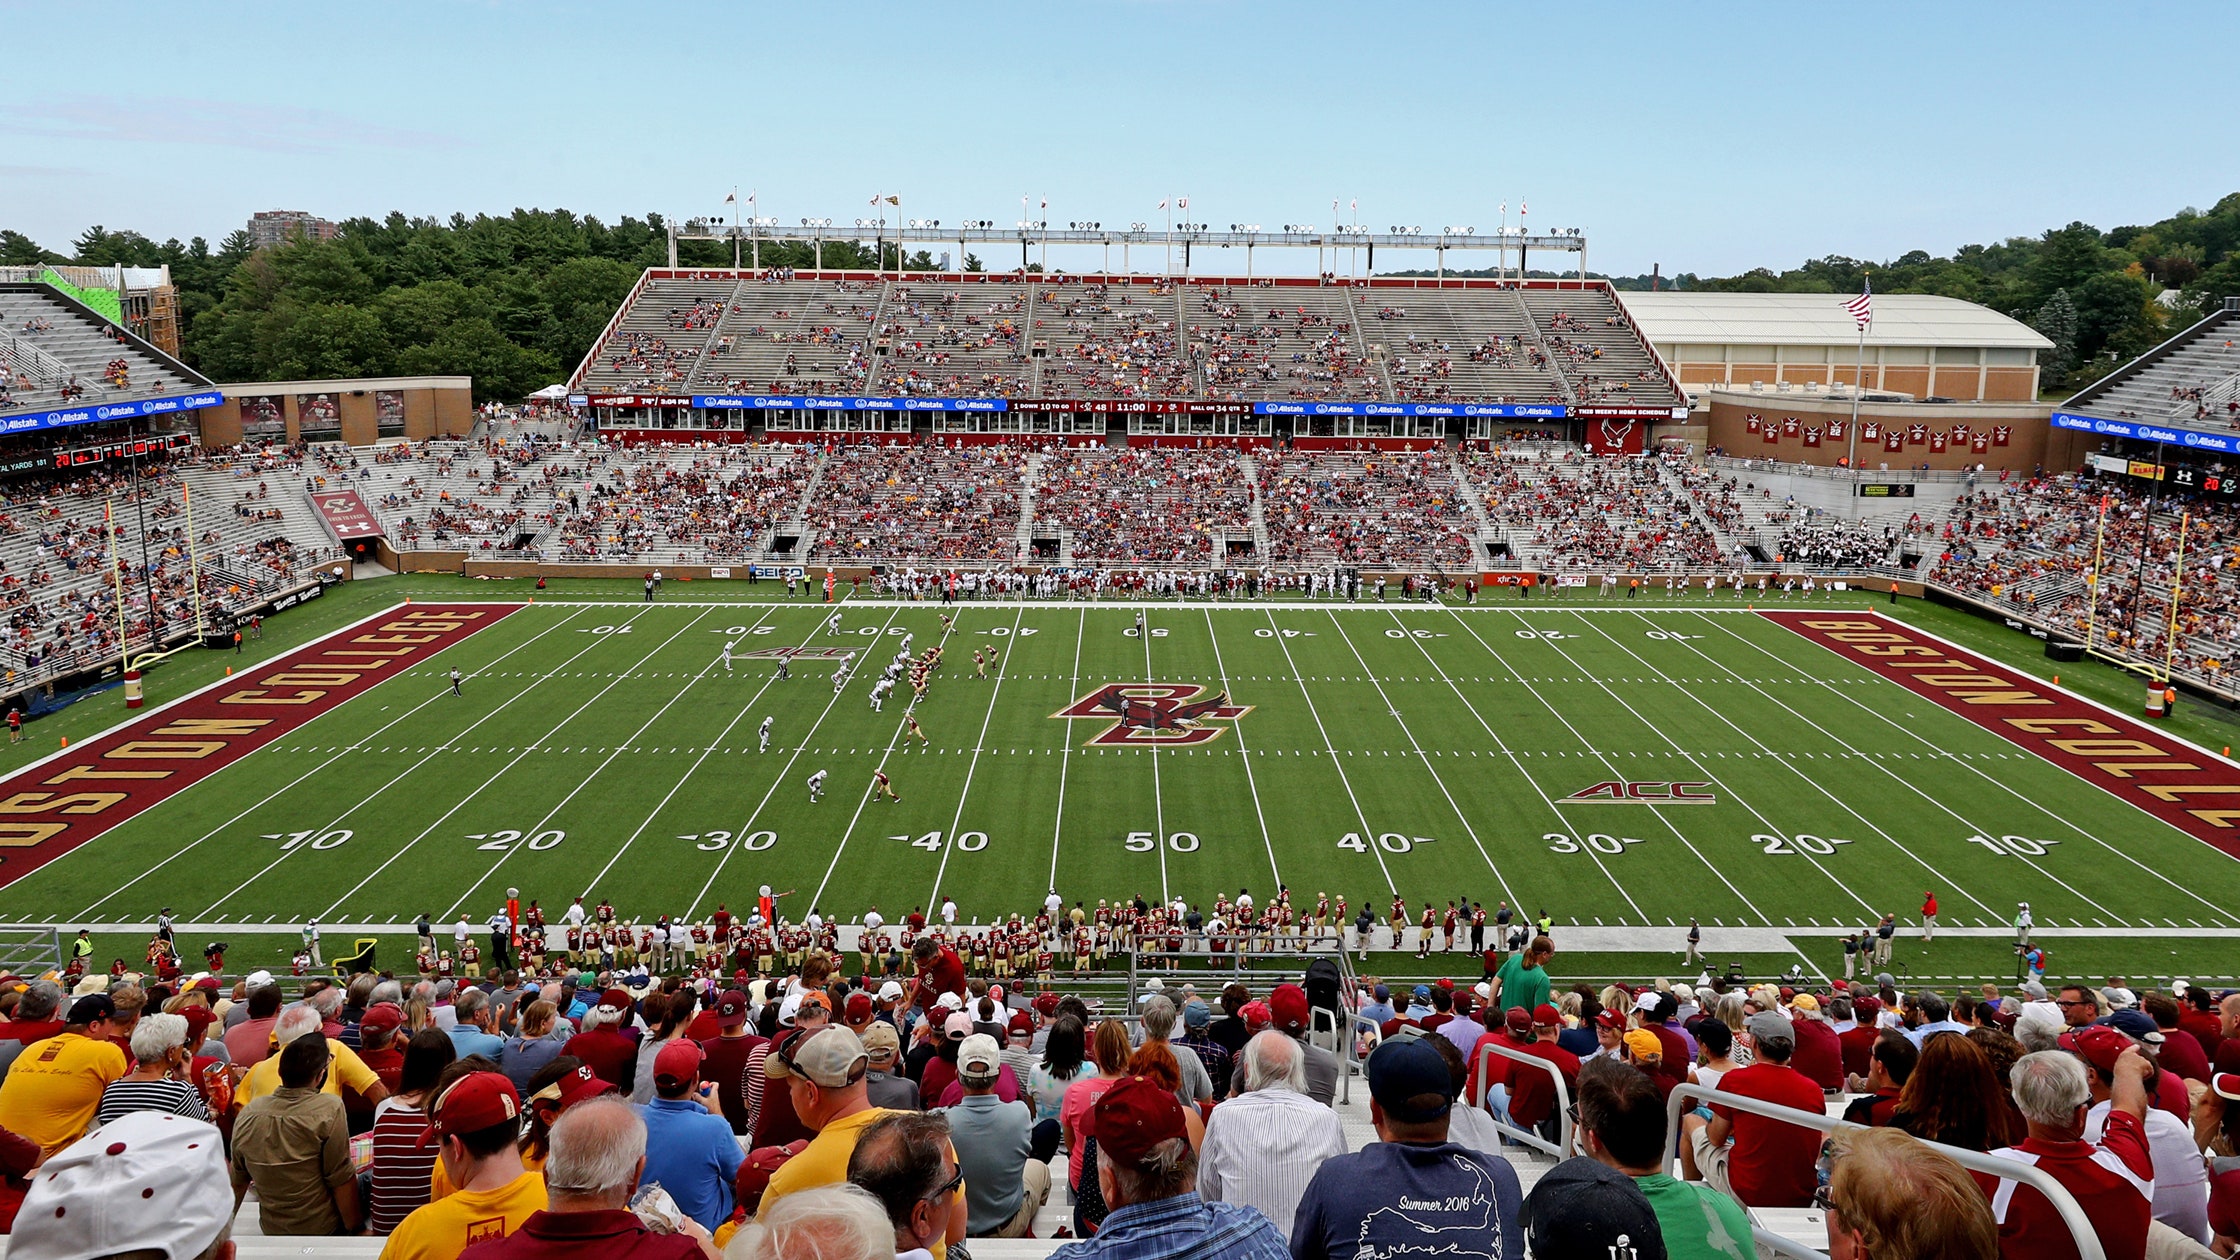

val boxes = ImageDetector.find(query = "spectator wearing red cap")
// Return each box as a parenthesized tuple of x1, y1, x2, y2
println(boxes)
(638, 1039, 745, 1232)
(562, 991, 638, 1091)
(699, 989, 765, 1136)
(2066, 1025, 2208, 1244)
(1050, 1075, 1288, 1260)
(1464, 1006, 1536, 1122)
(2207, 1073, 2240, 1255)
(1838, 996, 1882, 1080)
(357, 1002, 409, 1095)
(1981, 1047, 2154, 1260)
(460, 1096, 711, 1260)
(1507, 1004, 1581, 1138)
(380, 1068, 545, 1260)
(365, 1030, 461, 1233)
(1199, 1031, 1346, 1243)
(1292, 1037, 1524, 1260)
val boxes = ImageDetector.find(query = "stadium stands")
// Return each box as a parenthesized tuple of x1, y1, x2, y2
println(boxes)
(2060, 301, 2240, 427)
(805, 441, 1028, 563)
(0, 282, 207, 415)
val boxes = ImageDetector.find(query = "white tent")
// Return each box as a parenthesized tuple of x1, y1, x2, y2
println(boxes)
(528, 383, 570, 400)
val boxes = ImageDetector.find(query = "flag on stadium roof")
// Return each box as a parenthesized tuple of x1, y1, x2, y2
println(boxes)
(1845, 278, 1874, 331)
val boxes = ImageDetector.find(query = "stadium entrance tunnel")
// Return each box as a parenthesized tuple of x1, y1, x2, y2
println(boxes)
(768, 533, 801, 556)
(1032, 537, 1060, 561)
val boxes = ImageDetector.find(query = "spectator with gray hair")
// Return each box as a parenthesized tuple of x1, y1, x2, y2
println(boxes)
(1197, 1030, 1346, 1242)
(1137, 996, 1212, 1104)
(1985, 1048, 2154, 1260)
(95, 1011, 210, 1124)
(459, 1095, 715, 1260)
(234, 1002, 388, 1109)
(0, 979, 64, 1075)
(725, 1183, 895, 1260)
(846, 1111, 962, 1259)
(450, 987, 506, 1059)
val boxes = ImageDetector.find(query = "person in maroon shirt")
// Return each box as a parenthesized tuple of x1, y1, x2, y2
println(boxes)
(1506, 1004, 1581, 1134)
(1838, 1030, 1915, 1128)
(562, 989, 641, 1089)
(697, 990, 765, 1136)
(908, 938, 966, 1013)
(2146, 993, 2212, 1084)
(1683, 1010, 1827, 1207)
(1836, 995, 1881, 1082)
(1978, 1046, 2155, 1260)
(356, 1002, 408, 1095)
(2178, 986, 2225, 1062)
(461, 1095, 709, 1260)
(1786, 995, 1844, 1091)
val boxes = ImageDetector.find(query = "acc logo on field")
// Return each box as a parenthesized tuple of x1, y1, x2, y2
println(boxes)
(1053, 684, 1252, 747)
(1561, 780, 1715, 804)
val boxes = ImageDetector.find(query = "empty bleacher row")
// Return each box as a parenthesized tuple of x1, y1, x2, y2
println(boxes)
(571, 273, 1684, 408)
(2062, 303, 2240, 426)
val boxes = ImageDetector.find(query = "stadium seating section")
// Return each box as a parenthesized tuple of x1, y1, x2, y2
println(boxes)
(0, 282, 207, 416)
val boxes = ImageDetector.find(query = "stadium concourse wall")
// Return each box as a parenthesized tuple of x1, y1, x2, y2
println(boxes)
(1698, 390, 2079, 472)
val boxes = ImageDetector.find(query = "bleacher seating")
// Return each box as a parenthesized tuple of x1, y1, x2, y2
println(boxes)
(2063, 304, 2240, 427)
(0, 283, 206, 416)
(1191, 286, 1382, 403)
(804, 441, 1026, 563)
(1033, 447, 1254, 565)
(1516, 288, 1684, 409)
(1359, 289, 1568, 405)
(872, 281, 1032, 398)
(1256, 449, 1475, 569)
(1034, 281, 1194, 400)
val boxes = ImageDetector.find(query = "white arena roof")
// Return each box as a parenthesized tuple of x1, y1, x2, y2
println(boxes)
(1619, 291, 2051, 351)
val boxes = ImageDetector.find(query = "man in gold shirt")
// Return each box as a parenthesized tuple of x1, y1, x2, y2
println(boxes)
(236, 1003, 390, 1109)
(381, 1069, 545, 1260)
(0, 993, 128, 1154)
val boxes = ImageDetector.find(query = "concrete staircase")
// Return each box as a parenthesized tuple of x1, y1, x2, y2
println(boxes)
(1236, 449, 1273, 560)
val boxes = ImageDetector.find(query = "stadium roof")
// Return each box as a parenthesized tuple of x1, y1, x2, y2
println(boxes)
(1620, 291, 2052, 351)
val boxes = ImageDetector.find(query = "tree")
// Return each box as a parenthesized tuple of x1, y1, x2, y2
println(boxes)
(2034, 289, 2079, 383)
(963, 253, 984, 273)
(267, 304, 393, 380)
(0, 230, 61, 266)
(394, 317, 558, 403)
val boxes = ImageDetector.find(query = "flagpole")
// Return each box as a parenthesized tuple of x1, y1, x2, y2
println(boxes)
(1845, 274, 1871, 520)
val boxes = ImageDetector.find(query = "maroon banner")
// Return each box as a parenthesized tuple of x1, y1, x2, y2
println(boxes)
(0, 604, 521, 886)
(1763, 612, 2240, 859)
(310, 491, 383, 541)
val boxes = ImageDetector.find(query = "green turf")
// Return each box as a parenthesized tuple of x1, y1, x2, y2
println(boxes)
(5, 579, 2240, 991)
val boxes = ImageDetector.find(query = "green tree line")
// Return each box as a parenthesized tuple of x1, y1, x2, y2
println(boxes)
(8, 195, 2239, 400)
(0, 212, 923, 403)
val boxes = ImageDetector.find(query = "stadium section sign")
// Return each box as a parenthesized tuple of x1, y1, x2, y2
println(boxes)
(310, 491, 383, 540)
(1767, 612, 2240, 858)
(0, 603, 518, 886)
(1053, 684, 1252, 746)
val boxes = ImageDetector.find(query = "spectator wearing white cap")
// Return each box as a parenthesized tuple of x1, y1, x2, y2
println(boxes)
(759, 1027, 952, 1249)
(936, 1034, 1049, 1237)
(1199, 1031, 1346, 1243)
(14, 1111, 234, 1260)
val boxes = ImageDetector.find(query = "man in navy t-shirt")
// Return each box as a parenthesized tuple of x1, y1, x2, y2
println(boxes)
(1290, 1036, 1524, 1260)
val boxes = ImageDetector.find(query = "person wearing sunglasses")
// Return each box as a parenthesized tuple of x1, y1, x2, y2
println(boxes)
(847, 1112, 966, 1260)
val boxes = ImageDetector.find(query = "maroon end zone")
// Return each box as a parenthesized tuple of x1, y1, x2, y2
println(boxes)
(0, 603, 519, 887)
(1764, 611, 2240, 860)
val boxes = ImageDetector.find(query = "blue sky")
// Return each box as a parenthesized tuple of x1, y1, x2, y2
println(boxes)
(3, 1, 2234, 278)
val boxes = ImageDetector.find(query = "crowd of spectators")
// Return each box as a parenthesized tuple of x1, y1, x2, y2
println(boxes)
(1257, 450, 1475, 570)
(1033, 449, 1252, 566)
(1463, 450, 1730, 572)
(1039, 286, 1194, 401)
(807, 440, 1025, 563)
(880, 287, 1029, 399)
(1193, 292, 1381, 403)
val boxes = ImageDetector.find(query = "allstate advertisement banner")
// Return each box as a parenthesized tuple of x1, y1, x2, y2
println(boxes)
(0, 390, 225, 435)
(1250, 401, 1568, 418)
(2052, 410, 2240, 454)
(692, 394, 1008, 413)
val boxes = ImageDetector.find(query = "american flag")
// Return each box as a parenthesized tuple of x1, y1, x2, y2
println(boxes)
(1844, 279, 1873, 331)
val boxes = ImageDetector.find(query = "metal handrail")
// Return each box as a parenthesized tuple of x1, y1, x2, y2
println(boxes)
(1468, 1039, 1573, 1158)
(1661, 1081, 2107, 1260)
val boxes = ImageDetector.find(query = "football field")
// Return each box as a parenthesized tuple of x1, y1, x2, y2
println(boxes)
(5, 588, 2240, 983)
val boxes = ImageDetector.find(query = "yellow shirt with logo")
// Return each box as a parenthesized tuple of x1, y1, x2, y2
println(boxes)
(235, 1037, 382, 1108)
(377, 1169, 545, 1260)
(0, 1032, 127, 1154)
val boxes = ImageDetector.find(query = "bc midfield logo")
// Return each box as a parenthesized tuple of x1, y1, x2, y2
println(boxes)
(1561, 780, 1716, 804)
(1054, 684, 1252, 747)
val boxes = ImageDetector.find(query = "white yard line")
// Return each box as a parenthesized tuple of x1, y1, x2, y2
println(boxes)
(1260, 609, 1395, 894)
(1202, 608, 1281, 891)
(1435, 604, 1772, 925)
(1321, 611, 1542, 914)
(1141, 613, 1170, 903)
(192, 605, 645, 920)
(926, 606, 1029, 907)
(310, 608, 714, 921)
(685, 606, 906, 918)
(1047, 607, 1087, 893)
(1701, 611, 2228, 925)
(74, 605, 589, 920)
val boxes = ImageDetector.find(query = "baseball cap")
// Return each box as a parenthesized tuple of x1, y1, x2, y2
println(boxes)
(2098, 1010, 2164, 1044)
(1531, 1003, 1561, 1027)
(1240, 1001, 1271, 1032)
(597, 987, 631, 1011)
(1595, 1009, 1627, 1031)
(359, 1002, 405, 1035)
(420, 1071, 521, 1148)
(958, 1033, 1003, 1083)
(12, 1112, 231, 1260)
(1269, 983, 1310, 1034)
(1503, 1007, 1533, 1035)
(1032, 992, 1060, 1016)
(1623, 1029, 1663, 1061)
(1791, 993, 1821, 1013)
(654, 1039, 705, 1090)
(1366, 1036, 1454, 1124)
(531, 1062, 616, 1112)
(844, 992, 875, 1025)
(764, 1026, 868, 1088)
(2214, 1073, 2240, 1102)
(1451, 990, 1476, 1014)
(1182, 1001, 1211, 1029)
(2061, 1025, 2134, 1074)
(1008, 1011, 1035, 1040)
(1854, 995, 1883, 1016)
(878, 980, 906, 1004)
(715, 990, 751, 1028)
(796, 991, 831, 1020)
(1411, 984, 1432, 1000)
(1093, 1075, 1188, 1163)
(933, 991, 963, 1013)
(1372, 984, 1390, 1000)
(1745, 1010, 1794, 1044)
(1522, 1158, 1668, 1260)
(244, 970, 274, 989)
(861, 1021, 901, 1062)
(943, 1011, 973, 1040)
(66, 994, 114, 1024)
